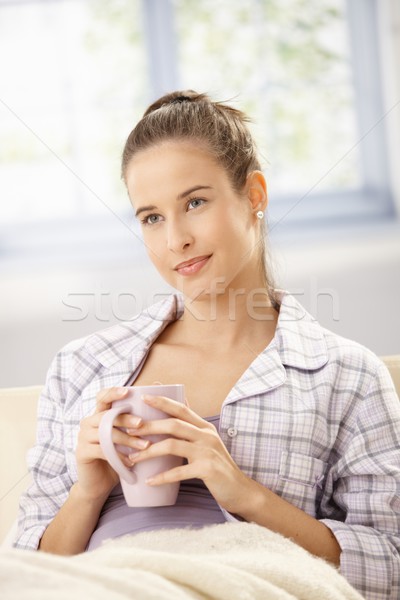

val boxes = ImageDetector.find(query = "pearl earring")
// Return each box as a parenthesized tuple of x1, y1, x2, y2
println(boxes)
(256, 210, 264, 220)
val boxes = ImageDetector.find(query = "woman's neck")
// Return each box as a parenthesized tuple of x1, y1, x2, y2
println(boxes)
(171, 288, 279, 351)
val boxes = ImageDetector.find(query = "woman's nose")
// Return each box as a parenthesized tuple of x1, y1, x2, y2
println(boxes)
(166, 219, 194, 253)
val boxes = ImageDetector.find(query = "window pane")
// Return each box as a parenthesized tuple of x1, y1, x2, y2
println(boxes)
(0, 0, 149, 225)
(173, 0, 361, 196)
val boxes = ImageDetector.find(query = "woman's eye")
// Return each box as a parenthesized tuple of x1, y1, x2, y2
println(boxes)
(142, 214, 161, 225)
(187, 197, 205, 210)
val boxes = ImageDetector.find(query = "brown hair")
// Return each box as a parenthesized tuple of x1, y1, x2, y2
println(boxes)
(121, 90, 277, 303)
(121, 90, 262, 192)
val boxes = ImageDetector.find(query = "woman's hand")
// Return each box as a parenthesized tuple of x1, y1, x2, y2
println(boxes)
(75, 387, 148, 502)
(126, 394, 255, 515)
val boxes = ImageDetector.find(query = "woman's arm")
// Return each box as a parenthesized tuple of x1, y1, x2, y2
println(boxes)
(14, 350, 74, 551)
(229, 477, 341, 565)
(38, 483, 109, 555)
(14, 364, 146, 554)
(38, 386, 148, 555)
(317, 361, 400, 598)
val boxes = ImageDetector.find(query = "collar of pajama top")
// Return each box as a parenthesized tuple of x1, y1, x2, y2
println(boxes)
(82, 288, 328, 403)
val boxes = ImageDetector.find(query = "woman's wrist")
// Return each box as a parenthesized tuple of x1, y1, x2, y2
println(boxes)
(233, 477, 270, 522)
(71, 481, 111, 508)
(39, 482, 110, 555)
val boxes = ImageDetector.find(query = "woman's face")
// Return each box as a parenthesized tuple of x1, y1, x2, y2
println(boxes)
(125, 141, 265, 300)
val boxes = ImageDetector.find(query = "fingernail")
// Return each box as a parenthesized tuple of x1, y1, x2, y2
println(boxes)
(145, 477, 155, 485)
(142, 394, 155, 403)
(136, 439, 149, 449)
(129, 451, 140, 461)
(130, 416, 142, 427)
(117, 388, 128, 396)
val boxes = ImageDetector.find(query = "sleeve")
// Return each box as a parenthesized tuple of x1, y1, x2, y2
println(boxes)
(320, 360, 400, 599)
(13, 349, 74, 550)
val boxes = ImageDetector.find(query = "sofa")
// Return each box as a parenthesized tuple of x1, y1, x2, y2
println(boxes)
(1, 356, 399, 546)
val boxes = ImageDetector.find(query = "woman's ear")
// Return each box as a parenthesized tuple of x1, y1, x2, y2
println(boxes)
(246, 170, 268, 213)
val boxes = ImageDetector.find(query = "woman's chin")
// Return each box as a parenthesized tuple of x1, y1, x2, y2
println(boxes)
(180, 284, 210, 302)
(165, 268, 231, 302)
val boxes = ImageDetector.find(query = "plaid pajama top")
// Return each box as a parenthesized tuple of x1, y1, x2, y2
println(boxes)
(14, 291, 400, 599)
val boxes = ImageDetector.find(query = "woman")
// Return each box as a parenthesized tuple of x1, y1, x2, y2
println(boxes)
(15, 91, 400, 599)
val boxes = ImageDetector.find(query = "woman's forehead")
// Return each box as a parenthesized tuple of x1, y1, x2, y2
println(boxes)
(126, 142, 229, 201)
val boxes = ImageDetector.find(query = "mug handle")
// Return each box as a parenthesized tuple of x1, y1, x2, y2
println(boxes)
(98, 403, 137, 484)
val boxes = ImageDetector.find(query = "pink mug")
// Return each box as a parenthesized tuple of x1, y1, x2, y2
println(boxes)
(99, 384, 185, 507)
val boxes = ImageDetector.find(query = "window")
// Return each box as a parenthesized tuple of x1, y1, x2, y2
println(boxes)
(0, 0, 148, 224)
(0, 0, 394, 263)
(168, 0, 394, 230)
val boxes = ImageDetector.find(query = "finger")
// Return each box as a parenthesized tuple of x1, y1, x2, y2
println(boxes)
(80, 438, 137, 469)
(142, 394, 207, 427)
(129, 438, 195, 464)
(116, 449, 137, 468)
(128, 417, 206, 442)
(112, 428, 151, 451)
(87, 411, 143, 430)
(114, 413, 143, 429)
(95, 387, 129, 414)
(82, 418, 149, 450)
(145, 463, 197, 486)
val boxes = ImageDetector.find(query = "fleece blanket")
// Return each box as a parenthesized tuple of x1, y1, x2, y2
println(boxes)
(0, 523, 363, 600)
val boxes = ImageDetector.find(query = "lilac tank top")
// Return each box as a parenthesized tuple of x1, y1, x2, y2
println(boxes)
(87, 414, 226, 551)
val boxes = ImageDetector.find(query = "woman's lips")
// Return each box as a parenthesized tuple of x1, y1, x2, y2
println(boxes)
(174, 255, 211, 276)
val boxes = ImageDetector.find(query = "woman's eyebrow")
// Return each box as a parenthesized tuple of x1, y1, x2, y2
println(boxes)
(135, 185, 212, 218)
(135, 204, 156, 218)
(176, 185, 212, 200)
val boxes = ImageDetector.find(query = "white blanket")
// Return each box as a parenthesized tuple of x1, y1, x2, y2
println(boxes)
(0, 523, 363, 600)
